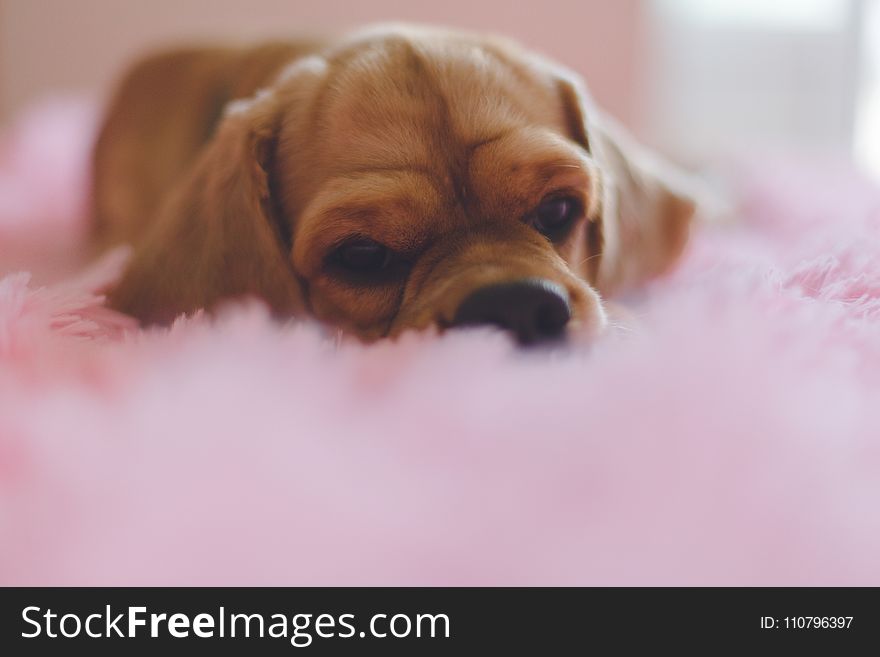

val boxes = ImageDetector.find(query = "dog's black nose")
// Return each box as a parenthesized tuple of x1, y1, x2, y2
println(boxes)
(452, 278, 572, 345)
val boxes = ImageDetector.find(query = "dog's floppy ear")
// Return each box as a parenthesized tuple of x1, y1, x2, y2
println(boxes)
(557, 75, 696, 296)
(109, 88, 304, 323)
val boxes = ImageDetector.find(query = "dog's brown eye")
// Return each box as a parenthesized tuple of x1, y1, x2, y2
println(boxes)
(530, 196, 582, 238)
(335, 239, 391, 272)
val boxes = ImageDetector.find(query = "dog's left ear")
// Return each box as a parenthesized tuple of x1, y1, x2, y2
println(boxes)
(557, 75, 696, 296)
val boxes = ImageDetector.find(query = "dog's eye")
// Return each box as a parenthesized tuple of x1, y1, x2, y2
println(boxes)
(334, 239, 391, 272)
(529, 196, 582, 238)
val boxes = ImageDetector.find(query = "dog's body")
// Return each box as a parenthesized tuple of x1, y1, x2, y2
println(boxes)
(93, 25, 695, 343)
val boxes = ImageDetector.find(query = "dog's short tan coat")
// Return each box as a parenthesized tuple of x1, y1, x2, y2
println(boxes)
(93, 25, 695, 340)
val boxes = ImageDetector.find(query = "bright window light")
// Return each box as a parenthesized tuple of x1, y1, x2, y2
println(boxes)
(658, 0, 851, 30)
(855, 0, 880, 181)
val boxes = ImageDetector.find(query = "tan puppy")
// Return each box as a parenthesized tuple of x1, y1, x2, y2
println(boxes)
(93, 25, 695, 344)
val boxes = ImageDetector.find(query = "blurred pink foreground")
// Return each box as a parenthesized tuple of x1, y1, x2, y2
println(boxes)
(1, 101, 879, 585)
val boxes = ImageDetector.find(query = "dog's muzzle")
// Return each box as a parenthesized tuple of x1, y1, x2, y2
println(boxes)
(451, 278, 572, 345)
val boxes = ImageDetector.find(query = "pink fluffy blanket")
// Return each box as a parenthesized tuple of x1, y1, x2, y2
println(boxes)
(1, 100, 879, 585)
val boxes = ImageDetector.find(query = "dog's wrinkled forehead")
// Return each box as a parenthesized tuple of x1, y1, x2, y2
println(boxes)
(310, 33, 572, 174)
(276, 27, 599, 267)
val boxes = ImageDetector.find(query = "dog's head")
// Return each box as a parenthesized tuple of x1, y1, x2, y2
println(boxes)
(117, 26, 695, 344)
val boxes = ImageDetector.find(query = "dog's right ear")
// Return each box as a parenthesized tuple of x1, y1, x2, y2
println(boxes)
(109, 79, 308, 324)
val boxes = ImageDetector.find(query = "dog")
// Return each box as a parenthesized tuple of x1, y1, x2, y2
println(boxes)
(92, 24, 696, 345)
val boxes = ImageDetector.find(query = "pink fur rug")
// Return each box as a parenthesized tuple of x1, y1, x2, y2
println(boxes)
(1, 100, 879, 585)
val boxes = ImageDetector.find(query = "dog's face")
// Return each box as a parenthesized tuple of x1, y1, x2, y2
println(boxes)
(277, 31, 608, 342)
(113, 26, 695, 344)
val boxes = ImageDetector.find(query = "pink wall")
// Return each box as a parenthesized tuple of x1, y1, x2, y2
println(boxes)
(0, 0, 642, 127)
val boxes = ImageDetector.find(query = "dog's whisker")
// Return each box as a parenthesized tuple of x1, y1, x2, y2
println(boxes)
(576, 253, 602, 268)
